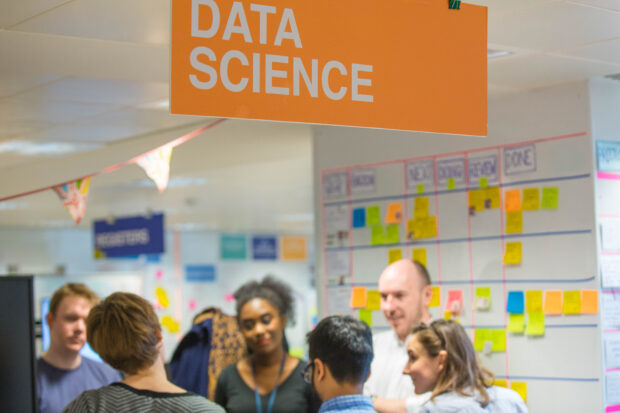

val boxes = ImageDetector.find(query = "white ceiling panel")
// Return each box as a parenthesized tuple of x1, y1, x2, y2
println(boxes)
(466, 0, 557, 16)
(10, 0, 170, 44)
(561, 37, 620, 66)
(0, 72, 65, 99)
(489, 53, 620, 89)
(568, 0, 620, 12)
(489, 2, 620, 52)
(0, 0, 67, 29)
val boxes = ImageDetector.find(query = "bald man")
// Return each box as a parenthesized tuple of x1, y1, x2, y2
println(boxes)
(364, 259, 433, 413)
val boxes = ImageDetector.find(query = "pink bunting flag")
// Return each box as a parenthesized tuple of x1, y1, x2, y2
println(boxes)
(136, 145, 173, 192)
(53, 177, 91, 224)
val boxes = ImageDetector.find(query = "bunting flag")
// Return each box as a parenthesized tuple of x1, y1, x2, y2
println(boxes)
(53, 177, 91, 224)
(136, 145, 173, 192)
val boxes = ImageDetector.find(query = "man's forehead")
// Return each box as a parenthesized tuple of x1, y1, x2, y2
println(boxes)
(57, 295, 92, 312)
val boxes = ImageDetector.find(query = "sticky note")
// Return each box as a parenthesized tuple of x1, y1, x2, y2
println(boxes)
(480, 176, 488, 188)
(505, 211, 523, 234)
(412, 216, 437, 239)
(388, 248, 403, 264)
(508, 313, 525, 333)
(417, 184, 425, 194)
(429, 286, 441, 307)
(563, 290, 581, 314)
(359, 309, 373, 327)
(367, 205, 381, 226)
(504, 189, 522, 212)
(225, 293, 235, 303)
(525, 290, 543, 313)
(446, 289, 463, 314)
(161, 315, 180, 333)
(385, 224, 400, 244)
(352, 208, 366, 228)
(351, 287, 368, 308)
(525, 312, 545, 336)
(413, 248, 427, 267)
(447, 177, 456, 190)
(386, 202, 403, 223)
(541, 187, 559, 209)
(543, 290, 562, 314)
(503, 242, 522, 265)
(155, 287, 170, 309)
(492, 329, 506, 351)
(485, 187, 501, 209)
(468, 190, 485, 212)
(188, 299, 197, 311)
(475, 287, 492, 311)
(522, 188, 540, 210)
(581, 289, 599, 314)
(370, 225, 384, 245)
(510, 382, 527, 403)
(506, 291, 524, 314)
(444, 311, 452, 320)
(414, 197, 430, 218)
(494, 379, 508, 388)
(366, 290, 381, 311)
(474, 329, 490, 351)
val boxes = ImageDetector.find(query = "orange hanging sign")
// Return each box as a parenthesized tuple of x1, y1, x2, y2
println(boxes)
(171, 0, 487, 135)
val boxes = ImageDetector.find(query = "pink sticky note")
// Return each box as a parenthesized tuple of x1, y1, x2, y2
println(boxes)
(446, 290, 463, 314)
(155, 269, 163, 279)
(225, 293, 235, 303)
(188, 299, 197, 310)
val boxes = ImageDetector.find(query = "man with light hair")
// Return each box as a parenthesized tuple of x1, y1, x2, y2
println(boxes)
(365, 259, 433, 413)
(37, 283, 121, 413)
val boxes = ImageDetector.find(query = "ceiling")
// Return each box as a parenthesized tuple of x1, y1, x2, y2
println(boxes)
(1, 0, 619, 233)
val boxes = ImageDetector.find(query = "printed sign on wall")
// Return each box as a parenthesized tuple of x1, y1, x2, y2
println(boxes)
(220, 234, 247, 259)
(252, 235, 278, 260)
(280, 235, 307, 260)
(94, 213, 164, 258)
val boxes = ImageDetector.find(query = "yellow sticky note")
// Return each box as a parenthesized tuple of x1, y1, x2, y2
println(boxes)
(504, 189, 522, 212)
(480, 176, 488, 188)
(359, 309, 373, 327)
(510, 382, 527, 403)
(581, 290, 599, 314)
(155, 287, 170, 309)
(541, 187, 559, 209)
(413, 216, 437, 238)
(385, 224, 400, 244)
(366, 290, 381, 311)
(485, 187, 500, 209)
(525, 290, 543, 313)
(388, 248, 403, 264)
(505, 211, 523, 234)
(468, 190, 485, 212)
(474, 287, 492, 311)
(417, 184, 425, 194)
(161, 315, 180, 333)
(503, 242, 522, 265)
(492, 329, 506, 352)
(351, 287, 368, 308)
(413, 248, 427, 267)
(474, 328, 490, 351)
(444, 311, 452, 320)
(429, 286, 441, 307)
(414, 197, 430, 218)
(563, 290, 581, 314)
(507, 313, 525, 333)
(526, 312, 545, 336)
(522, 188, 540, 211)
(367, 205, 381, 226)
(544, 290, 562, 315)
(289, 347, 305, 359)
(447, 178, 456, 190)
(370, 225, 384, 245)
(494, 379, 508, 388)
(386, 203, 403, 223)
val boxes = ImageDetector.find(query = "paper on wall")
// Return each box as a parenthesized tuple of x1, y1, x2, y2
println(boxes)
(602, 255, 620, 288)
(605, 335, 620, 369)
(601, 221, 620, 251)
(602, 293, 620, 329)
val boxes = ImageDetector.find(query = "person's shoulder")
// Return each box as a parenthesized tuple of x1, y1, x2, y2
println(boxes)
(488, 386, 528, 412)
(217, 361, 241, 382)
(185, 393, 226, 412)
(80, 357, 122, 380)
(372, 329, 394, 344)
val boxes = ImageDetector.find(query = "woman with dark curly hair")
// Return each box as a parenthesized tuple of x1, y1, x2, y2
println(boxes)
(215, 276, 317, 413)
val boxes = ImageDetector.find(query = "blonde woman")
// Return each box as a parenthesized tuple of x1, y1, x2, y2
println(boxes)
(403, 320, 527, 413)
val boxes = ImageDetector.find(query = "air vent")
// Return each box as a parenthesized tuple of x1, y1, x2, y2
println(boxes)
(605, 73, 620, 81)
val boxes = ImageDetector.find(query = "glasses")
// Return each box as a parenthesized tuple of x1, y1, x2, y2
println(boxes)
(302, 360, 314, 383)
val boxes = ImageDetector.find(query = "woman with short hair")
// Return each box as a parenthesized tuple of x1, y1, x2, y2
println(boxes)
(403, 320, 528, 413)
(62, 292, 225, 413)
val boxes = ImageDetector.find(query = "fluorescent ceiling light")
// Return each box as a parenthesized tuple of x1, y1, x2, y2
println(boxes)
(0, 140, 101, 156)
(135, 177, 207, 188)
(487, 49, 512, 59)
(0, 201, 28, 210)
(137, 99, 170, 110)
(275, 213, 314, 223)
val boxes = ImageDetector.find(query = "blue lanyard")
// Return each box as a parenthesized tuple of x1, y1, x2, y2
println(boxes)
(252, 355, 286, 413)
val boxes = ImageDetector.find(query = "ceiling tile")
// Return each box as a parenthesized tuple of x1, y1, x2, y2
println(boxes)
(0, 97, 120, 126)
(0, 72, 65, 98)
(0, 0, 67, 29)
(560, 38, 620, 66)
(568, 0, 620, 12)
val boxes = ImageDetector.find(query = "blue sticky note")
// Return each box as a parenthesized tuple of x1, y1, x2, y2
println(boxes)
(353, 208, 366, 228)
(506, 291, 524, 314)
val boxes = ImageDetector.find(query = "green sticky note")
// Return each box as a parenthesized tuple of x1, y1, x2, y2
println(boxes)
(447, 177, 456, 190)
(370, 225, 384, 245)
(417, 184, 425, 194)
(480, 176, 488, 188)
(367, 205, 381, 226)
(474, 328, 490, 351)
(541, 187, 559, 210)
(525, 312, 545, 336)
(359, 309, 373, 327)
(508, 313, 525, 333)
(474, 287, 492, 311)
(492, 329, 506, 352)
(385, 224, 400, 244)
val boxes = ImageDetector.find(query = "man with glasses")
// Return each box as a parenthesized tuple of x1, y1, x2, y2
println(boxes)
(305, 315, 376, 412)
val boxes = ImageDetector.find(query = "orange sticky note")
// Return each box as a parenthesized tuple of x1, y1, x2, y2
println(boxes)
(543, 290, 562, 315)
(504, 189, 522, 212)
(429, 286, 441, 307)
(510, 382, 527, 402)
(350, 287, 368, 309)
(581, 290, 598, 314)
(563, 290, 581, 314)
(412, 248, 427, 267)
(386, 202, 403, 223)
(388, 248, 403, 264)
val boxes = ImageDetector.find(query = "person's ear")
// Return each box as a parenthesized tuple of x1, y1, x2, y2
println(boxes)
(422, 285, 433, 307)
(46, 312, 54, 329)
(364, 369, 371, 383)
(313, 358, 326, 382)
(155, 329, 163, 343)
(436, 350, 448, 371)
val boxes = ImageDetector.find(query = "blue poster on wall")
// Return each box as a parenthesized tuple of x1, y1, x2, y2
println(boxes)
(93, 213, 164, 258)
(185, 265, 216, 282)
(252, 236, 278, 260)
